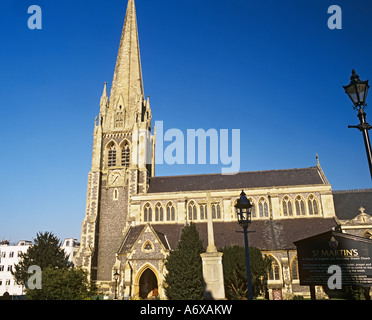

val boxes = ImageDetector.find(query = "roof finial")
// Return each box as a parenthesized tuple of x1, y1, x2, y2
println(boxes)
(359, 207, 366, 214)
(100, 82, 108, 109)
(102, 82, 107, 96)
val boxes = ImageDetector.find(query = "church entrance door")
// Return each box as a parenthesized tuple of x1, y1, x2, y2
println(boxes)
(139, 268, 158, 299)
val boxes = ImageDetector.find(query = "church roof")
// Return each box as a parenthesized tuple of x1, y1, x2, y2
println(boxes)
(132, 218, 337, 252)
(118, 224, 171, 254)
(147, 166, 326, 193)
(119, 225, 145, 254)
(332, 189, 372, 220)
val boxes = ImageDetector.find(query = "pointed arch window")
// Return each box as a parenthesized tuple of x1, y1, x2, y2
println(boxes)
(308, 195, 319, 215)
(212, 203, 221, 219)
(121, 142, 130, 167)
(144, 203, 152, 222)
(282, 196, 293, 216)
(155, 203, 164, 222)
(166, 202, 175, 221)
(188, 201, 197, 221)
(258, 198, 269, 218)
(295, 196, 306, 216)
(268, 256, 281, 281)
(290, 256, 299, 280)
(108, 143, 116, 167)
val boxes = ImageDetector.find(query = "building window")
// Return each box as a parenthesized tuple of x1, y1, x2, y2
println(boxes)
(212, 203, 221, 219)
(9, 252, 14, 258)
(144, 203, 152, 222)
(121, 142, 130, 167)
(199, 204, 207, 220)
(143, 241, 153, 251)
(166, 202, 175, 221)
(155, 203, 164, 222)
(233, 198, 239, 219)
(113, 188, 119, 201)
(282, 196, 293, 216)
(248, 198, 256, 218)
(268, 256, 280, 281)
(7, 266, 12, 272)
(308, 195, 319, 215)
(5, 280, 10, 286)
(188, 201, 197, 221)
(258, 198, 269, 218)
(108, 143, 116, 167)
(0, 265, 4, 272)
(291, 256, 299, 281)
(295, 196, 306, 216)
(115, 109, 124, 127)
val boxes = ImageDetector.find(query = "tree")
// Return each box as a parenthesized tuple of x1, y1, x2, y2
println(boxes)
(25, 267, 94, 300)
(12, 231, 95, 299)
(12, 232, 70, 288)
(324, 285, 370, 300)
(221, 246, 271, 299)
(164, 223, 204, 300)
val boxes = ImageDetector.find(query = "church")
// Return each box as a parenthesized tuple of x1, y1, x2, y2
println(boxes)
(74, 0, 372, 300)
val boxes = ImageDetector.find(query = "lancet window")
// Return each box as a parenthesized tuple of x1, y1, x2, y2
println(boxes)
(108, 143, 116, 167)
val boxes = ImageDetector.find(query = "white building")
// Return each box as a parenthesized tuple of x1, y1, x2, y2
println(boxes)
(0, 240, 31, 296)
(0, 238, 80, 297)
(61, 238, 80, 265)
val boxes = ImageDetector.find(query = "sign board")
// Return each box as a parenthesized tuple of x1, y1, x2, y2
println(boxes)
(294, 231, 372, 287)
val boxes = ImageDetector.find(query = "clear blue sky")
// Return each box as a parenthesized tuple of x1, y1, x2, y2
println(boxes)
(1, 0, 371, 243)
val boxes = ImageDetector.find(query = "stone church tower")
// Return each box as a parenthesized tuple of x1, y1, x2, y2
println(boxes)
(74, 0, 154, 284)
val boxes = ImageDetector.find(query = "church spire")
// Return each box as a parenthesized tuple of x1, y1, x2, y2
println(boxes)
(109, 0, 144, 114)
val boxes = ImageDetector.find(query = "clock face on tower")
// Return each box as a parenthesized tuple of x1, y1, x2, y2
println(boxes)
(108, 170, 124, 187)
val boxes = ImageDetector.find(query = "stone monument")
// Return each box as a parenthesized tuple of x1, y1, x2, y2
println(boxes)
(200, 193, 225, 299)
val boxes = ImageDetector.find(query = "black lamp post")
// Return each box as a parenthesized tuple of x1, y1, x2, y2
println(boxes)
(235, 190, 254, 300)
(113, 270, 120, 300)
(343, 69, 372, 180)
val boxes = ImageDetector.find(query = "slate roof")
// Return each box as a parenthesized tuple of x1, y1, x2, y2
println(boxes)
(332, 189, 372, 220)
(118, 225, 145, 254)
(199, 219, 337, 250)
(118, 218, 338, 253)
(147, 167, 326, 193)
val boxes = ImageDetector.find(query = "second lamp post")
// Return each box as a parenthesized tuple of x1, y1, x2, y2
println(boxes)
(343, 69, 372, 180)
(235, 190, 254, 300)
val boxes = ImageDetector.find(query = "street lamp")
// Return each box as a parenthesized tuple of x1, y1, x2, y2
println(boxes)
(235, 190, 254, 300)
(343, 70, 372, 180)
(113, 270, 120, 300)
